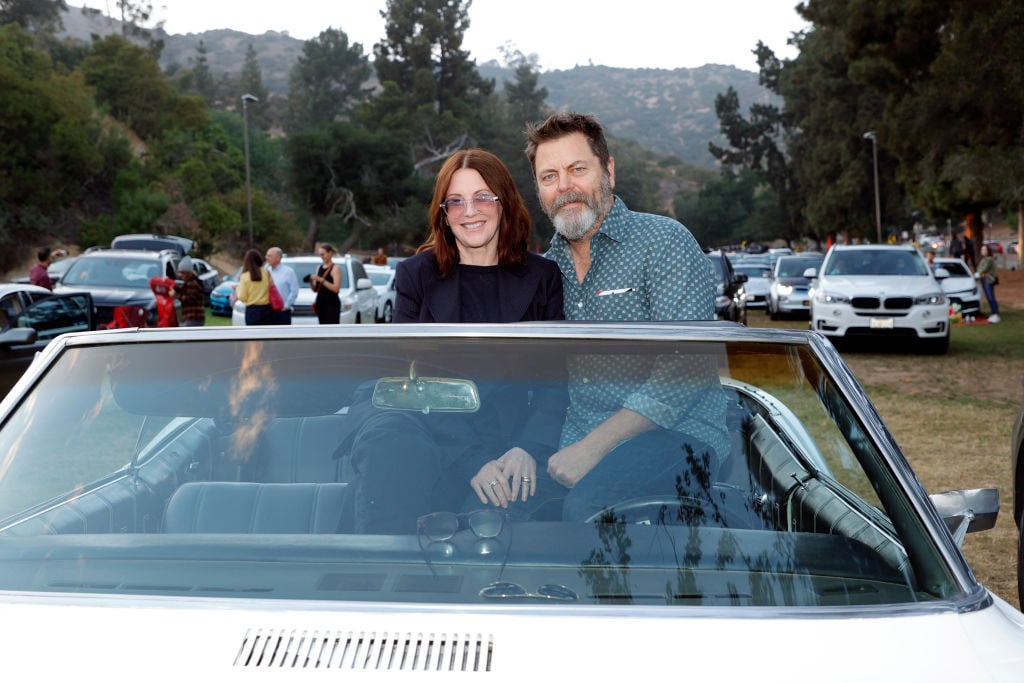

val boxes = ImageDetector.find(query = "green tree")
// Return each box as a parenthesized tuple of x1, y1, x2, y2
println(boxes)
(0, 24, 131, 268)
(286, 122, 418, 251)
(81, 35, 181, 139)
(285, 28, 373, 132)
(238, 43, 269, 130)
(0, 0, 67, 32)
(818, 0, 1024, 250)
(370, 0, 494, 171)
(190, 40, 215, 105)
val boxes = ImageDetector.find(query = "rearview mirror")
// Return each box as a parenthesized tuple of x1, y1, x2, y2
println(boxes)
(372, 362, 479, 413)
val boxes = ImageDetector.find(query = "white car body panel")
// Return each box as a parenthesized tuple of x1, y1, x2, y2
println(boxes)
(2, 594, 1023, 680)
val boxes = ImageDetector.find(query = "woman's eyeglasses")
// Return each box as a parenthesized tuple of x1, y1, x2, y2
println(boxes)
(441, 193, 500, 217)
(417, 510, 507, 542)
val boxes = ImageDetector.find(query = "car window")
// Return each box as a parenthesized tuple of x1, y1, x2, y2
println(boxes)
(940, 261, 970, 277)
(63, 257, 161, 288)
(776, 258, 821, 278)
(18, 294, 92, 341)
(367, 270, 392, 286)
(0, 334, 962, 609)
(735, 266, 772, 279)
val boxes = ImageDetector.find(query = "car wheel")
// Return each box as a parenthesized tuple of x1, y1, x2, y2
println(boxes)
(383, 301, 393, 324)
(923, 334, 950, 355)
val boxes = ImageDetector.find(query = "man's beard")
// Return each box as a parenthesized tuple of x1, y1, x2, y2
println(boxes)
(546, 175, 614, 241)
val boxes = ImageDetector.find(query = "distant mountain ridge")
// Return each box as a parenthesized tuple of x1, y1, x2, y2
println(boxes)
(59, 6, 776, 168)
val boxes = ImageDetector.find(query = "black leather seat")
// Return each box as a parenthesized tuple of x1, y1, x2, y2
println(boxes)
(163, 482, 348, 533)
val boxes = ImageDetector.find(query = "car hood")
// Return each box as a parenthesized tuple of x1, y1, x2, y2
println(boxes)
(816, 275, 940, 296)
(57, 284, 154, 306)
(0, 595, 1022, 680)
(741, 279, 770, 294)
(940, 276, 977, 295)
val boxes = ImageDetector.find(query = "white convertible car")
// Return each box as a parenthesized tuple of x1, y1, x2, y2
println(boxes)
(0, 322, 1020, 680)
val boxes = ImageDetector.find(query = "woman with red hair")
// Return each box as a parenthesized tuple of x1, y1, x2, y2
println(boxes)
(346, 148, 565, 533)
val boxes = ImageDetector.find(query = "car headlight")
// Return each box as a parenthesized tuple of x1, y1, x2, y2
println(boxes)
(914, 292, 946, 305)
(814, 291, 850, 304)
(340, 296, 355, 312)
(776, 284, 794, 296)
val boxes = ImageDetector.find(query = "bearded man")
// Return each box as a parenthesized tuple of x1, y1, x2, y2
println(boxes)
(523, 111, 727, 521)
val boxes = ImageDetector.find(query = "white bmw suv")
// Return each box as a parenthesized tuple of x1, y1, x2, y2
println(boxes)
(808, 244, 949, 354)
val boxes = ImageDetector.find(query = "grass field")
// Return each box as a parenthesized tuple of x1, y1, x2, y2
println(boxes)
(747, 304, 1023, 609)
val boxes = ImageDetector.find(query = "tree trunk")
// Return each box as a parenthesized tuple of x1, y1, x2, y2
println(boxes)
(1018, 201, 1023, 270)
(305, 215, 320, 253)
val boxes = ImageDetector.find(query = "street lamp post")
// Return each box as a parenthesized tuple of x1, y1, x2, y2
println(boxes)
(863, 131, 882, 244)
(242, 94, 259, 248)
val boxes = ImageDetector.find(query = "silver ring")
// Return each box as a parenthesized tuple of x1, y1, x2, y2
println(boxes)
(488, 480, 498, 489)
(521, 477, 532, 483)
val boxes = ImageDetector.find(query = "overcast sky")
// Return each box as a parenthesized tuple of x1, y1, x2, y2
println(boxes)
(137, 0, 808, 72)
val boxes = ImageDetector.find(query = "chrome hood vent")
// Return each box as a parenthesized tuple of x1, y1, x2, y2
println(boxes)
(235, 629, 494, 672)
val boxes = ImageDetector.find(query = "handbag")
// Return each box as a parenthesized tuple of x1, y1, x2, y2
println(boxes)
(268, 281, 285, 312)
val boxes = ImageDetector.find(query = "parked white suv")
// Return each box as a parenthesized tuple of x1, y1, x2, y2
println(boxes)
(808, 244, 949, 354)
(232, 254, 378, 325)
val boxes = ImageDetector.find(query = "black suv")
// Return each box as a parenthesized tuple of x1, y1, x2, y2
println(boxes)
(56, 249, 181, 327)
(705, 251, 747, 324)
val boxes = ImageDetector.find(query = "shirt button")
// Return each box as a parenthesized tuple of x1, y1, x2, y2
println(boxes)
(577, 302, 583, 308)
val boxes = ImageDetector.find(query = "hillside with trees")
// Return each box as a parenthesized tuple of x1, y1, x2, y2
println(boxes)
(2, 0, 1020, 272)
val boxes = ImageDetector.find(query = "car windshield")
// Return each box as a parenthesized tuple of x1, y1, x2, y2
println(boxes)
(775, 257, 822, 278)
(735, 265, 772, 279)
(824, 249, 930, 276)
(61, 256, 161, 287)
(0, 327, 962, 609)
(367, 270, 392, 287)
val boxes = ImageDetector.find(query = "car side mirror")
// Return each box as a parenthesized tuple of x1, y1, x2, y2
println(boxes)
(0, 327, 37, 348)
(932, 267, 950, 280)
(929, 488, 999, 548)
(803, 267, 818, 278)
(356, 277, 373, 291)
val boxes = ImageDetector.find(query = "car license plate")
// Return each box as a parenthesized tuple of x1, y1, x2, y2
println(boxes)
(870, 318, 894, 329)
(801, 299, 810, 306)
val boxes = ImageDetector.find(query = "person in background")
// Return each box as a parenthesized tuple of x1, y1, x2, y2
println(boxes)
(344, 148, 565, 532)
(29, 247, 53, 290)
(926, 250, 937, 271)
(175, 257, 205, 327)
(149, 275, 178, 327)
(265, 247, 298, 325)
(309, 243, 342, 324)
(235, 249, 275, 325)
(976, 243, 1000, 323)
(372, 247, 389, 265)
(525, 110, 728, 521)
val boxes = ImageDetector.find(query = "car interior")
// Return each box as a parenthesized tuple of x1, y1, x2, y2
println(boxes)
(0, 334, 957, 607)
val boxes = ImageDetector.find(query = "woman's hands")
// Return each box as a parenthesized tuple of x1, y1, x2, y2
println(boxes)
(470, 447, 537, 508)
